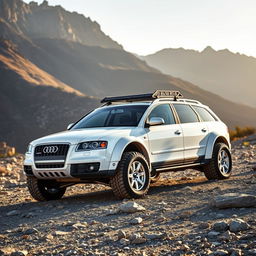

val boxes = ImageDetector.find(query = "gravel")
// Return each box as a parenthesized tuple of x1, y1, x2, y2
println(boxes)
(0, 140, 256, 255)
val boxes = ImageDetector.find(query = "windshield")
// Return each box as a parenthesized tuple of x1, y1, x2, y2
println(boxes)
(72, 105, 148, 129)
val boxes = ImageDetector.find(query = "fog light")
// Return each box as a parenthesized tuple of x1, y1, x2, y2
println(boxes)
(89, 165, 95, 171)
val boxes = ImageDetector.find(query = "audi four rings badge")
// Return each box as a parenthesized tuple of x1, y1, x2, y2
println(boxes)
(43, 146, 58, 153)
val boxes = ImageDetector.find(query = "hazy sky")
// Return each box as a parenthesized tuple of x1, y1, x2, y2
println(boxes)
(24, 0, 255, 56)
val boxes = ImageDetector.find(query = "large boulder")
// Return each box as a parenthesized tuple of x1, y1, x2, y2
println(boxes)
(211, 193, 256, 208)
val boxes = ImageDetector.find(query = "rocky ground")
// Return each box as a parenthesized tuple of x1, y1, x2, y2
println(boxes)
(0, 137, 256, 256)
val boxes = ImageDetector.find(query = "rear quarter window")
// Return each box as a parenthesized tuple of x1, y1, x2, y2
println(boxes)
(192, 106, 216, 122)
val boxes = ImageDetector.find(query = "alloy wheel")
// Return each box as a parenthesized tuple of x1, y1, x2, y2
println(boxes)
(128, 160, 146, 191)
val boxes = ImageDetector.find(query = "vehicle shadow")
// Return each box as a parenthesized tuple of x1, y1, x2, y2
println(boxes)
(233, 168, 254, 177)
(0, 176, 249, 232)
(149, 177, 210, 194)
(0, 188, 118, 232)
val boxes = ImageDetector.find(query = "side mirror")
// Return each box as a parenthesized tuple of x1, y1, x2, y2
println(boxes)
(147, 117, 165, 126)
(67, 123, 74, 130)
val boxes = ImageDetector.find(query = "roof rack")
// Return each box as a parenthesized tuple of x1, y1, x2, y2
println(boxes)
(101, 90, 183, 104)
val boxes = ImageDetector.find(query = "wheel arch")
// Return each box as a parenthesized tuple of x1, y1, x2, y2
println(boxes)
(205, 133, 231, 159)
(110, 138, 150, 167)
(214, 136, 230, 147)
(123, 141, 150, 164)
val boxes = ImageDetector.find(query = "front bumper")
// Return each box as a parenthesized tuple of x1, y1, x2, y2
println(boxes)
(24, 144, 118, 180)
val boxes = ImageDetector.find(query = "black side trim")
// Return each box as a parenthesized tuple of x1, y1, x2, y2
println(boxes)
(152, 156, 205, 171)
(184, 156, 205, 164)
(152, 159, 184, 170)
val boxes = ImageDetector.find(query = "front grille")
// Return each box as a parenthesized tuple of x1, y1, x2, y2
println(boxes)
(35, 163, 64, 169)
(34, 144, 69, 161)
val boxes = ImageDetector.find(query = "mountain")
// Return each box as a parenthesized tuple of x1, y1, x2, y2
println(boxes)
(0, 0, 256, 152)
(0, 0, 122, 49)
(142, 46, 256, 108)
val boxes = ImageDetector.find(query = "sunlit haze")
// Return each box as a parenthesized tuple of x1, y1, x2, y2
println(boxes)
(24, 0, 255, 56)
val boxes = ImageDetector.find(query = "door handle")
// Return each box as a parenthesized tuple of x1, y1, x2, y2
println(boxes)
(201, 128, 207, 133)
(175, 130, 181, 135)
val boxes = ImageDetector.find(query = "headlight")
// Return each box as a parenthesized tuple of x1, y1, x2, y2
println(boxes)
(76, 141, 108, 151)
(26, 144, 33, 154)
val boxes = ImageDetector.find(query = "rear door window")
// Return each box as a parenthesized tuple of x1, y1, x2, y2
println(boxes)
(173, 104, 199, 123)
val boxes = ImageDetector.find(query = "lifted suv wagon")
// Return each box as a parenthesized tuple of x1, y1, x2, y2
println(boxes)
(24, 90, 232, 201)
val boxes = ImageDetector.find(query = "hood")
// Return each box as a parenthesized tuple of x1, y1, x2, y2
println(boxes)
(31, 127, 134, 145)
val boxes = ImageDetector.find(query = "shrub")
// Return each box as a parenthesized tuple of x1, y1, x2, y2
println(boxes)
(229, 126, 256, 141)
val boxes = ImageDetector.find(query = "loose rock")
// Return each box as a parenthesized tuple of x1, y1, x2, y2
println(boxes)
(198, 222, 210, 229)
(144, 232, 165, 240)
(131, 236, 147, 244)
(213, 221, 229, 232)
(72, 222, 87, 229)
(119, 202, 146, 213)
(10, 251, 28, 256)
(53, 231, 70, 236)
(229, 219, 250, 232)
(117, 230, 126, 240)
(119, 238, 130, 245)
(208, 231, 220, 239)
(248, 249, 256, 255)
(211, 250, 229, 256)
(6, 210, 20, 216)
(130, 217, 143, 224)
(218, 230, 233, 241)
(230, 249, 242, 256)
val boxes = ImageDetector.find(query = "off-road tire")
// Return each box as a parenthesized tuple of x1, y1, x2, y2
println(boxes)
(27, 176, 66, 201)
(110, 151, 150, 199)
(203, 143, 232, 180)
(150, 173, 161, 184)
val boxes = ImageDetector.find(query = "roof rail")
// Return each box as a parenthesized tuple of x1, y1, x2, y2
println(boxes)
(177, 99, 202, 105)
(101, 90, 183, 104)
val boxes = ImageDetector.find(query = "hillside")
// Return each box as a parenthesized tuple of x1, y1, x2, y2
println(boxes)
(0, 40, 98, 152)
(12, 37, 256, 129)
(142, 46, 256, 108)
(0, 0, 256, 152)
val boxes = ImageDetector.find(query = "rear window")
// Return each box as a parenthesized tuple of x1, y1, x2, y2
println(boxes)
(193, 106, 216, 122)
(173, 104, 199, 123)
